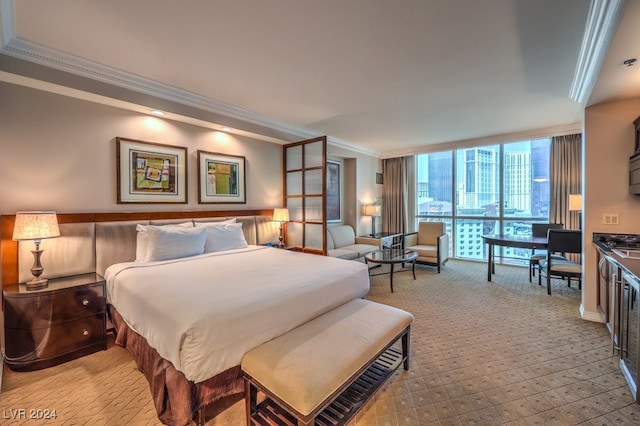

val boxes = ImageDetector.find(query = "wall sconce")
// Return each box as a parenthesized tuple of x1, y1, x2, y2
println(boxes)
(362, 205, 381, 237)
(12, 211, 60, 290)
(273, 208, 290, 249)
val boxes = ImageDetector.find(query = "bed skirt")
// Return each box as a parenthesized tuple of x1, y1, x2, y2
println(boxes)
(108, 305, 244, 425)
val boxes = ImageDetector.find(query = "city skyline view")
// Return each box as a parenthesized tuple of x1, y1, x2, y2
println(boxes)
(416, 138, 552, 262)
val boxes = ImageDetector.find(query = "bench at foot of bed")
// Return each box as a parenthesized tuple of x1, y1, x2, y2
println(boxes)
(241, 298, 414, 425)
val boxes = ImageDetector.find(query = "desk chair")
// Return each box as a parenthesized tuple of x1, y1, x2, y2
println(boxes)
(539, 229, 582, 295)
(528, 223, 564, 282)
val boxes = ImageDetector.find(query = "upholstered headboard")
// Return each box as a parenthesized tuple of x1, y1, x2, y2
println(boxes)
(2, 210, 278, 286)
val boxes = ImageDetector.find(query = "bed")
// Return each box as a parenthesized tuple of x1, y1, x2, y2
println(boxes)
(1, 212, 370, 425)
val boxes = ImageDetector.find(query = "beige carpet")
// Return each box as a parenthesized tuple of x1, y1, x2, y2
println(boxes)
(2, 259, 640, 425)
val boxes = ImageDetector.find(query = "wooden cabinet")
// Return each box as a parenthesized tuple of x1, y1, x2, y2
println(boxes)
(630, 116, 640, 195)
(3, 273, 107, 372)
(597, 249, 622, 345)
(620, 272, 640, 401)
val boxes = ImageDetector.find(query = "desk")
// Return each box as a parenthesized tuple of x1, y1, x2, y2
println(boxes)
(482, 234, 547, 282)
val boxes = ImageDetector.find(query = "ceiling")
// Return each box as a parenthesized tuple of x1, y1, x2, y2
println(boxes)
(1, 0, 639, 157)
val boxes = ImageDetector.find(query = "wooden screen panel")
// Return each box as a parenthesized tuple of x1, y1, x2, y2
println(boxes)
(284, 137, 327, 254)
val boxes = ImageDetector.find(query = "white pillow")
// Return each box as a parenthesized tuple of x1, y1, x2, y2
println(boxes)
(135, 222, 194, 262)
(195, 222, 248, 252)
(145, 225, 207, 262)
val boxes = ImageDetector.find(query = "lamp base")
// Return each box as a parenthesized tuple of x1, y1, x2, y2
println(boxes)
(25, 277, 48, 290)
(278, 224, 285, 249)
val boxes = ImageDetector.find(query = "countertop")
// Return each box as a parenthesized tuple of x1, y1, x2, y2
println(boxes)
(593, 235, 640, 280)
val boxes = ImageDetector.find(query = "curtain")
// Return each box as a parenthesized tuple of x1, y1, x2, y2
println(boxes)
(550, 133, 582, 230)
(382, 157, 408, 234)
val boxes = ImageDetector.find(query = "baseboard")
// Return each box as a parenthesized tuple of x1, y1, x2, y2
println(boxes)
(580, 304, 605, 323)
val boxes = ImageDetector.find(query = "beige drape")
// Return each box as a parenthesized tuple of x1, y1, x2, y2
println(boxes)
(550, 133, 582, 230)
(382, 157, 408, 234)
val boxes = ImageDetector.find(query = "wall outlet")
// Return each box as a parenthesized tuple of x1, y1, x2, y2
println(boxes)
(603, 213, 619, 225)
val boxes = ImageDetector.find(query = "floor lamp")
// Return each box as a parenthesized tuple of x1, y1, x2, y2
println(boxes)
(569, 194, 582, 230)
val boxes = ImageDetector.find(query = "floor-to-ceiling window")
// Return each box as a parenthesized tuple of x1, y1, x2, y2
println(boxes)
(416, 138, 551, 265)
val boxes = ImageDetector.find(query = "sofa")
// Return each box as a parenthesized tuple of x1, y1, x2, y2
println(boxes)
(326, 225, 379, 260)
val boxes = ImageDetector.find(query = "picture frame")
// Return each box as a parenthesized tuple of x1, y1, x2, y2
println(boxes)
(116, 137, 187, 204)
(197, 150, 246, 204)
(326, 160, 342, 222)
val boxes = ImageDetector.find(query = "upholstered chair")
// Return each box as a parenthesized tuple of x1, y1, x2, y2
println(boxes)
(539, 229, 582, 295)
(403, 222, 449, 273)
(528, 223, 564, 282)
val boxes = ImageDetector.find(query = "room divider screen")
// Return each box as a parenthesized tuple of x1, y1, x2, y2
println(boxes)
(283, 136, 327, 254)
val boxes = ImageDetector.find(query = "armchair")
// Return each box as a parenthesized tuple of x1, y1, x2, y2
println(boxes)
(403, 222, 449, 273)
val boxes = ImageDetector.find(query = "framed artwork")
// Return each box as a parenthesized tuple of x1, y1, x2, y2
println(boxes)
(326, 160, 342, 222)
(116, 137, 187, 204)
(197, 150, 246, 204)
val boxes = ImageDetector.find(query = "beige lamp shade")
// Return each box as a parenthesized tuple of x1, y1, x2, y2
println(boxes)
(569, 194, 582, 212)
(12, 211, 60, 241)
(273, 208, 290, 222)
(12, 211, 60, 290)
(362, 205, 381, 217)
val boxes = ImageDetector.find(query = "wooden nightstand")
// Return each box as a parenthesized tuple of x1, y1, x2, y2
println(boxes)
(3, 273, 107, 372)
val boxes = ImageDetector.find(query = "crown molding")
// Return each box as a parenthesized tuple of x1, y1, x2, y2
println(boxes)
(0, 37, 379, 156)
(0, 0, 378, 157)
(1, 37, 296, 132)
(569, 0, 627, 104)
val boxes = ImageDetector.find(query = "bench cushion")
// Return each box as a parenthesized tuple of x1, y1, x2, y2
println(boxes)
(241, 298, 413, 417)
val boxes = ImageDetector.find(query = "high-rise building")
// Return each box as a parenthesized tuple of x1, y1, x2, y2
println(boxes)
(504, 150, 531, 213)
(462, 147, 499, 208)
(531, 139, 550, 217)
(428, 152, 453, 203)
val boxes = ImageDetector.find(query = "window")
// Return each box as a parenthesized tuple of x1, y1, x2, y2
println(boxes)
(415, 138, 551, 265)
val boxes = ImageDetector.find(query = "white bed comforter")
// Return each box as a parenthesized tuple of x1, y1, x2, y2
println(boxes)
(105, 246, 370, 383)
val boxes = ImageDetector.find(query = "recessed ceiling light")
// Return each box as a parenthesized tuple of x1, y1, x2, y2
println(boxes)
(151, 110, 165, 116)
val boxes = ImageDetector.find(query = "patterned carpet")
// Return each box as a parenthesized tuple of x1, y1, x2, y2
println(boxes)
(2, 259, 640, 425)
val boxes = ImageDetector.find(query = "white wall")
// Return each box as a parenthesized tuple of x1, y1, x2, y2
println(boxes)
(327, 145, 382, 237)
(0, 82, 283, 214)
(0, 82, 382, 233)
(583, 97, 640, 320)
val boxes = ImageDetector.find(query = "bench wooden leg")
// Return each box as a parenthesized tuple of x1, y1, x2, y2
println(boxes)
(402, 327, 410, 370)
(245, 378, 258, 423)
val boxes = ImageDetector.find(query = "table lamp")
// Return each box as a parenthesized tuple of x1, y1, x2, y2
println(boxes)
(273, 208, 289, 248)
(12, 211, 60, 290)
(363, 205, 381, 237)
